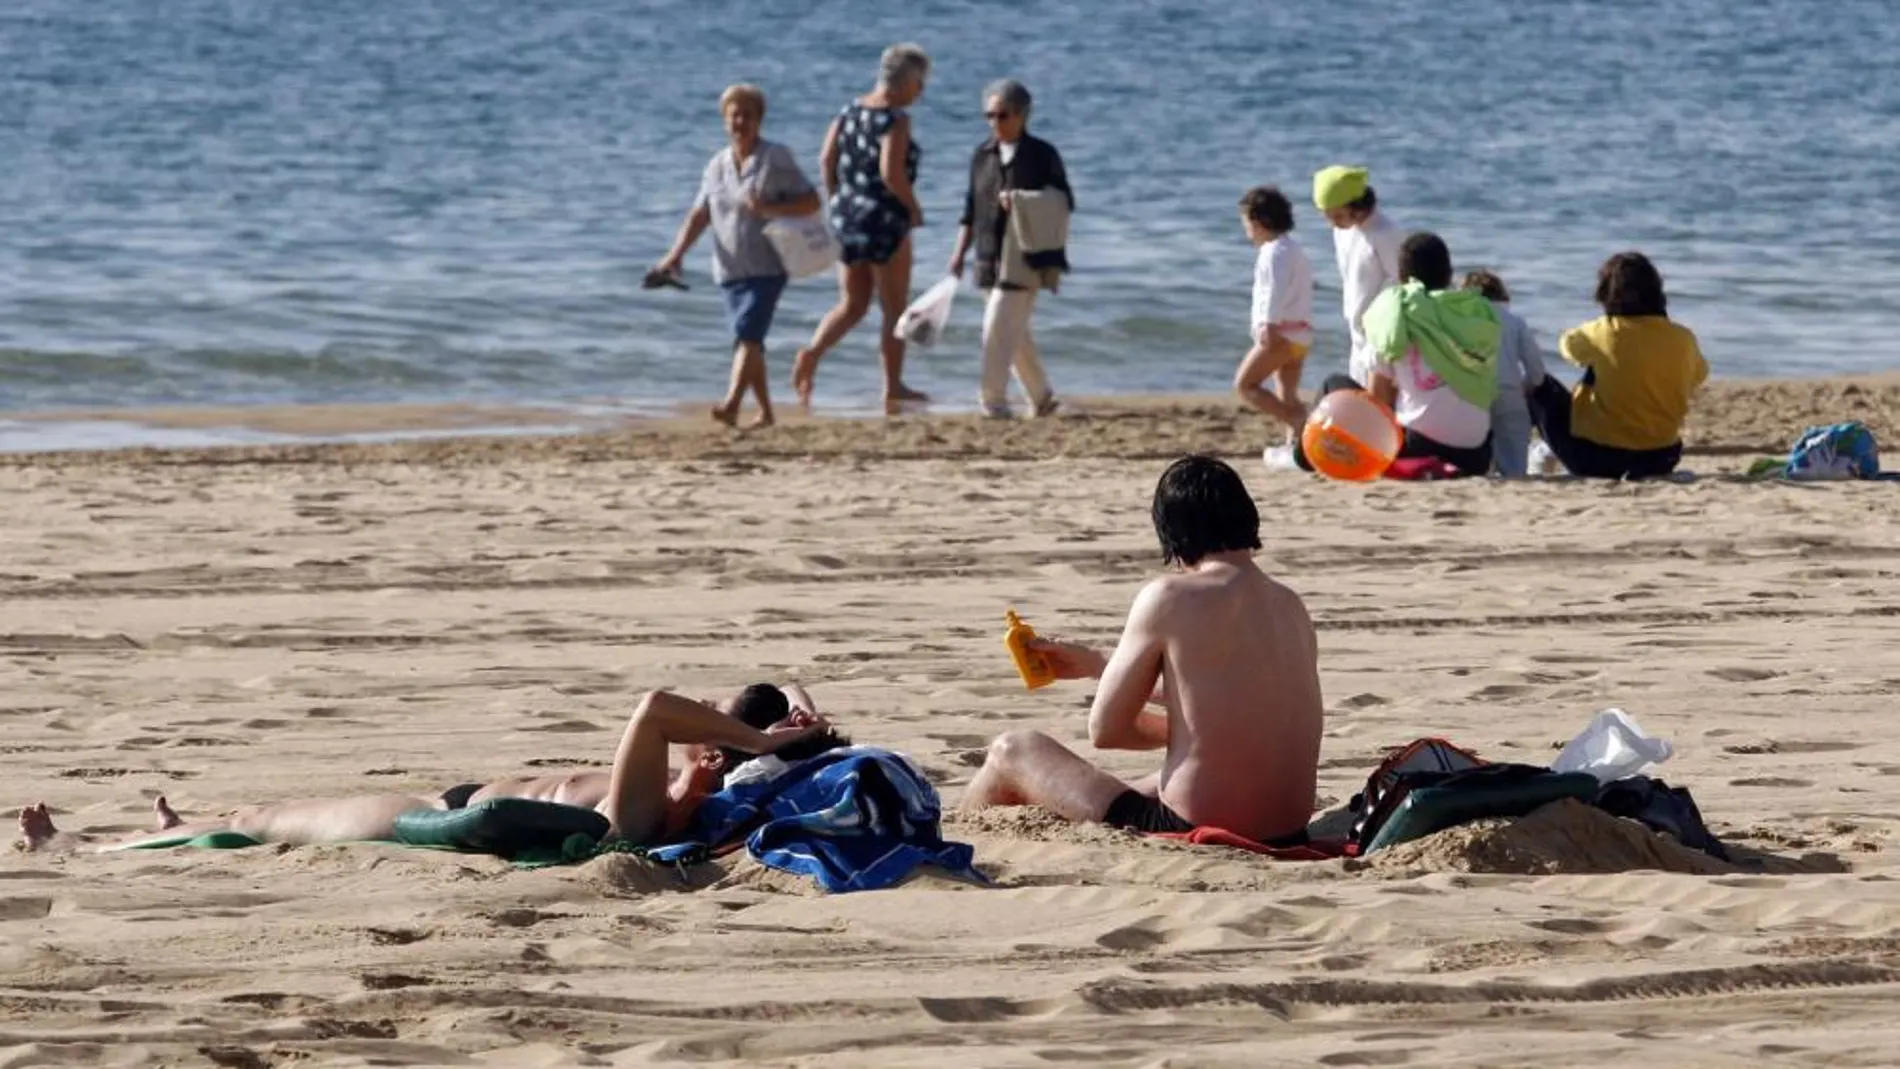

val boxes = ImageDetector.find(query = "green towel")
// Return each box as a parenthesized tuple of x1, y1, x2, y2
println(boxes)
(1364, 281, 1501, 409)
(108, 830, 264, 851)
(392, 798, 610, 858)
(1745, 456, 1787, 479)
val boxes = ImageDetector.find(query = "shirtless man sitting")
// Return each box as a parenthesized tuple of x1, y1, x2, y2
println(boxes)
(19, 684, 840, 853)
(962, 455, 1323, 843)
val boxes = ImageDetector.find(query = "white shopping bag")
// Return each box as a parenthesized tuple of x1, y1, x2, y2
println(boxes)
(1552, 708, 1674, 784)
(763, 213, 841, 279)
(896, 275, 959, 349)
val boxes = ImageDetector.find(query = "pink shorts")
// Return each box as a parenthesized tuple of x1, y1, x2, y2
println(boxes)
(1259, 320, 1314, 348)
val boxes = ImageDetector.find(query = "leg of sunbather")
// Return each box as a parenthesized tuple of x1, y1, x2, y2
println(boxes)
(108, 792, 442, 849)
(19, 791, 442, 852)
(17, 803, 82, 853)
(961, 729, 1135, 823)
(598, 690, 826, 845)
(20, 796, 198, 853)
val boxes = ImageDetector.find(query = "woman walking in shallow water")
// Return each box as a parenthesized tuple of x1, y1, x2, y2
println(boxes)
(652, 84, 821, 428)
(791, 43, 933, 414)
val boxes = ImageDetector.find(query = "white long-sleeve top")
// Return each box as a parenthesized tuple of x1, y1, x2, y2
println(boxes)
(1333, 209, 1404, 385)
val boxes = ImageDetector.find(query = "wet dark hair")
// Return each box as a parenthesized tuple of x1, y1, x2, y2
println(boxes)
(1345, 186, 1377, 215)
(1462, 269, 1509, 303)
(1238, 186, 1294, 233)
(1595, 251, 1668, 318)
(1398, 232, 1453, 291)
(1151, 455, 1261, 568)
(728, 683, 790, 730)
(719, 683, 851, 769)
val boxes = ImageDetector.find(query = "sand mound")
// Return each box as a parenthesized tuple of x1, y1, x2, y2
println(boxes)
(577, 852, 732, 895)
(946, 805, 1155, 847)
(1367, 799, 1737, 876)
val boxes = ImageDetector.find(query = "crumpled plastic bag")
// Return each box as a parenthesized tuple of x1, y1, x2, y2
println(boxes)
(1552, 708, 1674, 785)
(895, 275, 959, 349)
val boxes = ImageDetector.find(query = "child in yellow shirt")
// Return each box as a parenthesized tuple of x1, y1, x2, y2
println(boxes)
(1528, 252, 1708, 479)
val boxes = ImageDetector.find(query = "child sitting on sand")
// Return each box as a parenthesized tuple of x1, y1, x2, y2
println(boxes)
(1358, 232, 1501, 476)
(1291, 233, 1500, 478)
(1232, 186, 1315, 444)
(1461, 270, 1548, 477)
(1528, 251, 1708, 480)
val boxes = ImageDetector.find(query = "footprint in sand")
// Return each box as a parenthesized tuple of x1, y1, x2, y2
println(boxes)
(1529, 653, 1610, 666)
(358, 972, 432, 990)
(1528, 917, 1608, 935)
(1707, 666, 1782, 682)
(1317, 1051, 1413, 1067)
(522, 718, 603, 734)
(0, 897, 53, 921)
(364, 927, 429, 946)
(1094, 919, 1172, 952)
(926, 733, 992, 750)
(1728, 740, 1857, 756)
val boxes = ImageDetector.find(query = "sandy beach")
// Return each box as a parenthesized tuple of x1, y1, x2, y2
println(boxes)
(5, 377, 1900, 1067)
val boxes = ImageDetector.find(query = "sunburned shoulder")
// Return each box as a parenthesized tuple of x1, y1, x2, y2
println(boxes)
(1143, 569, 1313, 642)
(1144, 563, 1302, 603)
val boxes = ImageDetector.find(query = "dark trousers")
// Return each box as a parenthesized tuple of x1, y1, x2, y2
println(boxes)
(1295, 374, 1493, 477)
(1526, 377, 1683, 480)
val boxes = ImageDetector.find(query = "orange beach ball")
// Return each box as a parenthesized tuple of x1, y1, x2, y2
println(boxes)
(1300, 390, 1402, 482)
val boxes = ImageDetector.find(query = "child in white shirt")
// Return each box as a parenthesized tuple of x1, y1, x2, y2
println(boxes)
(1232, 186, 1315, 442)
(1461, 270, 1548, 477)
(1314, 166, 1404, 387)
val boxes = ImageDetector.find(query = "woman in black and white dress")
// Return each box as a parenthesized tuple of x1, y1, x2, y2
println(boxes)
(791, 43, 932, 413)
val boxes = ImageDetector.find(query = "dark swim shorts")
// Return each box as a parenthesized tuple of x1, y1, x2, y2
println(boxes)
(1102, 790, 1194, 834)
(1103, 789, 1313, 846)
(439, 782, 484, 810)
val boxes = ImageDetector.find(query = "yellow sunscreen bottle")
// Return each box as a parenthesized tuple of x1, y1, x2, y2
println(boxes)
(1005, 610, 1057, 690)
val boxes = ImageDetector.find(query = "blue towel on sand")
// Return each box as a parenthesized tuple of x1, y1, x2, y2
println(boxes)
(650, 746, 983, 893)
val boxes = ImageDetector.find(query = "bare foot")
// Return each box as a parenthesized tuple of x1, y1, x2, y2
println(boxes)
(791, 350, 820, 408)
(710, 405, 739, 428)
(1033, 395, 1061, 419)
(155, 795, 182, 830)
(18, 803, 58, 852)
(883, 384, 931, 416)
(745, 413, 775, 430)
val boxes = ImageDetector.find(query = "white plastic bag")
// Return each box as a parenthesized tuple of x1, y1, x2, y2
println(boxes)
(1552, 708, 1674, 784)
(763, 213, 841, 279)
(896, 275, 959, 349)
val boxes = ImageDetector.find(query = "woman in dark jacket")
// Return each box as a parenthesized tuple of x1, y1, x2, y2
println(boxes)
(948, 79, 1073, 418)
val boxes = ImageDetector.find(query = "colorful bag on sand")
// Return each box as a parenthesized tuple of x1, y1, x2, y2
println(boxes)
(1785, 422, 1879, 480)
(1347, 737, 1486, 850)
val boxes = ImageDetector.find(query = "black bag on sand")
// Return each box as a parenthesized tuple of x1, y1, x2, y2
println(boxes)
(1592, 775, 1729, 861)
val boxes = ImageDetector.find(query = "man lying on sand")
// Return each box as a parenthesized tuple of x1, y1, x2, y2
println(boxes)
(963, 455, 1324, 843)
(19, 685, 844, 853)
